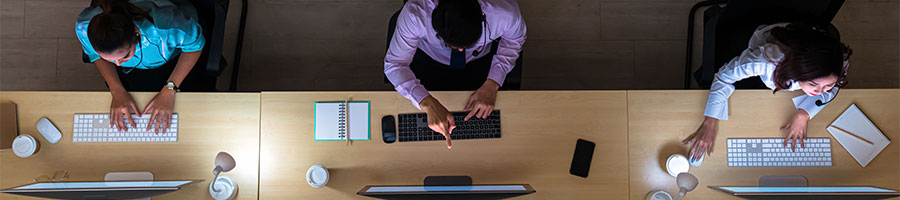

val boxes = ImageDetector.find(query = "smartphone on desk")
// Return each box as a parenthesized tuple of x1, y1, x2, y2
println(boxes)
(381, 115, 396, 143)
(570, 139, 595, 178)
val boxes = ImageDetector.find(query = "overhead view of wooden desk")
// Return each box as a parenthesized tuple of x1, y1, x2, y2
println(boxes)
(1, 89, 897, 200)
(258, 91, 629, 199)
(0, 92, 261, 200)
(628, 89, 900, 200)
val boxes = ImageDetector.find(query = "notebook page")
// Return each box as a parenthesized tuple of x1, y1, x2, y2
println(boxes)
(346, 102, 370, 140)
(314, 102, 344, 140)
(827, 104, 890, 167)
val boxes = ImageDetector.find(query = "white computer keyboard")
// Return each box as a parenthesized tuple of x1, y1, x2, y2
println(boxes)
(73, 113, 178, 143)
(726, 138, 832, 167)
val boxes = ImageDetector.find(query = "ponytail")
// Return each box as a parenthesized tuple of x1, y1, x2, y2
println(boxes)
(87, 0, 154, 54)
(98, 0, 154, 23)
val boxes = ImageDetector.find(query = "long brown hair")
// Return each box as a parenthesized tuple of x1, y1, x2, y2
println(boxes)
(87, 0, 154, 53)
(768, 23, 852, 92)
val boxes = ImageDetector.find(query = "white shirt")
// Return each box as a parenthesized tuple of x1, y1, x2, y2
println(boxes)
(384, 0, 527, 109)
(704, 23, 840, 120)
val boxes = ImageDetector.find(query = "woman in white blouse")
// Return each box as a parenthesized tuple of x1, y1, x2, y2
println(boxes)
(684, 23, 852, 161)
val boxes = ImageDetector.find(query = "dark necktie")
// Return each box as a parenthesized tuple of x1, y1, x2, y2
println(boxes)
(450, 49, 466, 70)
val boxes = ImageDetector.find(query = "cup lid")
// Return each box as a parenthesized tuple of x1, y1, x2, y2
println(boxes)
(306, 165, 329, 188)
(666, 154, 690, 177)
(13, 135, 36, 158)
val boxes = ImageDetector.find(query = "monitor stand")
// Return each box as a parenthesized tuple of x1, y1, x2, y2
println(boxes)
(105, 172, 154, 200)
(423, 176, 472, 186)
(758, 176, 808, 187)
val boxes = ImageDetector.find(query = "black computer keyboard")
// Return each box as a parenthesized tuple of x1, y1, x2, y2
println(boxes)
(397, 110, 501, 142)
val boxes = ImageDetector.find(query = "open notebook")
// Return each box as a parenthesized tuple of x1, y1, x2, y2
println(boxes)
(314, 101, 370, 141)
(826, 104, 889, 167)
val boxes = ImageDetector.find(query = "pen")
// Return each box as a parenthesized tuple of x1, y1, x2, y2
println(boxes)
(830, 125, 873, 145)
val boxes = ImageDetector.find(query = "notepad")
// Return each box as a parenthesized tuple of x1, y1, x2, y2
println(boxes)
(826, 104, 889, 167)
(314, 101, 370, 141)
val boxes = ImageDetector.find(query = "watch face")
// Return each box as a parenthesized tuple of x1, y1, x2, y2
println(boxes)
(167, 82, 175, 89)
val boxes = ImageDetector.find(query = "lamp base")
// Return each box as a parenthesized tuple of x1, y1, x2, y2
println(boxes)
(209, 176, 238, 200)
(646, 190, 673, 200)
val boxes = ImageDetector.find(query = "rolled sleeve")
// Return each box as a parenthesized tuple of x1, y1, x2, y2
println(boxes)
(384, 3, 431, 109)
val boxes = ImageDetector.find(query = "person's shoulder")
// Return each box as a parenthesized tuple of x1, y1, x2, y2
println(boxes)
(75, 6, 101, 37)
(754, 23, 790, 33)
(402, 0, 435, 17)
(480, 0, 521, 17)
(76, 6, 102, 24)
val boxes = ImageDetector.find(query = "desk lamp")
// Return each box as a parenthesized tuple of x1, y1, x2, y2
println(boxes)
(209, 152, 237, 200)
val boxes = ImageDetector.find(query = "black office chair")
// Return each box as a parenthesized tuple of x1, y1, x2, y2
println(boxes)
(384, 0, 523, 90)
(684, 0, 845, 89)
(81, 0, 229, 92)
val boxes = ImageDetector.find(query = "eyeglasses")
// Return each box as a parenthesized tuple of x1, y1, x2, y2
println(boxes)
(33, 170, 68, 182)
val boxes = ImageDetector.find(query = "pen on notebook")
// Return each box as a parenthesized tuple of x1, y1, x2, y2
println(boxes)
(830, 125, 873, 145)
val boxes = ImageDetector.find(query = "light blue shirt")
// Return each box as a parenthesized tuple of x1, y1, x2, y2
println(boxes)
(705, 23, 841, 120)
(75, 0, 204, 69)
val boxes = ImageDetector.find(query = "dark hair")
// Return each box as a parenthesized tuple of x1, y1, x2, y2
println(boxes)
(432, 0, 483, 49)
(87, 0, 154, 54)
(769, 23, 852, 92)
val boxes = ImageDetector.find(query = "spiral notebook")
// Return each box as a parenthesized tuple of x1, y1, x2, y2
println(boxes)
(314, 101, 370, 141)
(826, 104, 890, 167)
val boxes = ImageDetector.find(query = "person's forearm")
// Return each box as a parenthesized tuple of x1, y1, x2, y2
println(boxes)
(166, 51, 202, 87)
(94, 60, 126, 93)
(482, 79, 500, 90)
(419, 95, 438, 111)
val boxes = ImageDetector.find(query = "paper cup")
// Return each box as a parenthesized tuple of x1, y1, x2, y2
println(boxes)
(12, 134, 39, 158)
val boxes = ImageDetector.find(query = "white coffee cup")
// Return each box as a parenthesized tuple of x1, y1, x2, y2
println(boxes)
(306, 165, 329, 188)
(666, 154, 690, 177)
(12, 134, 40, 158)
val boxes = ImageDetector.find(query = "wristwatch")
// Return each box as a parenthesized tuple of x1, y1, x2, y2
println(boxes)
(166, 81, 180, 92)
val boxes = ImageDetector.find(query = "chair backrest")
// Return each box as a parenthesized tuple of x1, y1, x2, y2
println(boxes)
(81, 0, 228, 77)
(186, 0, 228, 76)
(694, 0, 845, 89)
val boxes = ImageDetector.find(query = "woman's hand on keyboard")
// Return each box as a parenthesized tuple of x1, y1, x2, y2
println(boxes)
(143, 89, 176, 134)
(684, 116, 718, 161)
(110, 89, 140, 131)
(781, 109, 810, 151)
(420, 96, 456, 149)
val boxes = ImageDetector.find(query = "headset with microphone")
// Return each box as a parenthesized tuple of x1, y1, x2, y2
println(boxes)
(472, 12, 490, 57)
(814, 87, 839, 106)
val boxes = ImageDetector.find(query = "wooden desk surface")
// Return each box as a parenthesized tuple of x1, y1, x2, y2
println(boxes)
(0, 92, 260, 200)
(627, 89, 900, 200)
(259, 91, 629, 199)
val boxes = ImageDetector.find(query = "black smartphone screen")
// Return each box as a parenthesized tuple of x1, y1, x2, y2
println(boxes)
(381, 116, 396, 143)
(569, 139, 595, 178)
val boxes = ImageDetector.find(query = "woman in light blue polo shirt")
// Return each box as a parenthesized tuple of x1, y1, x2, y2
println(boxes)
(75, 0, 204, 133)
